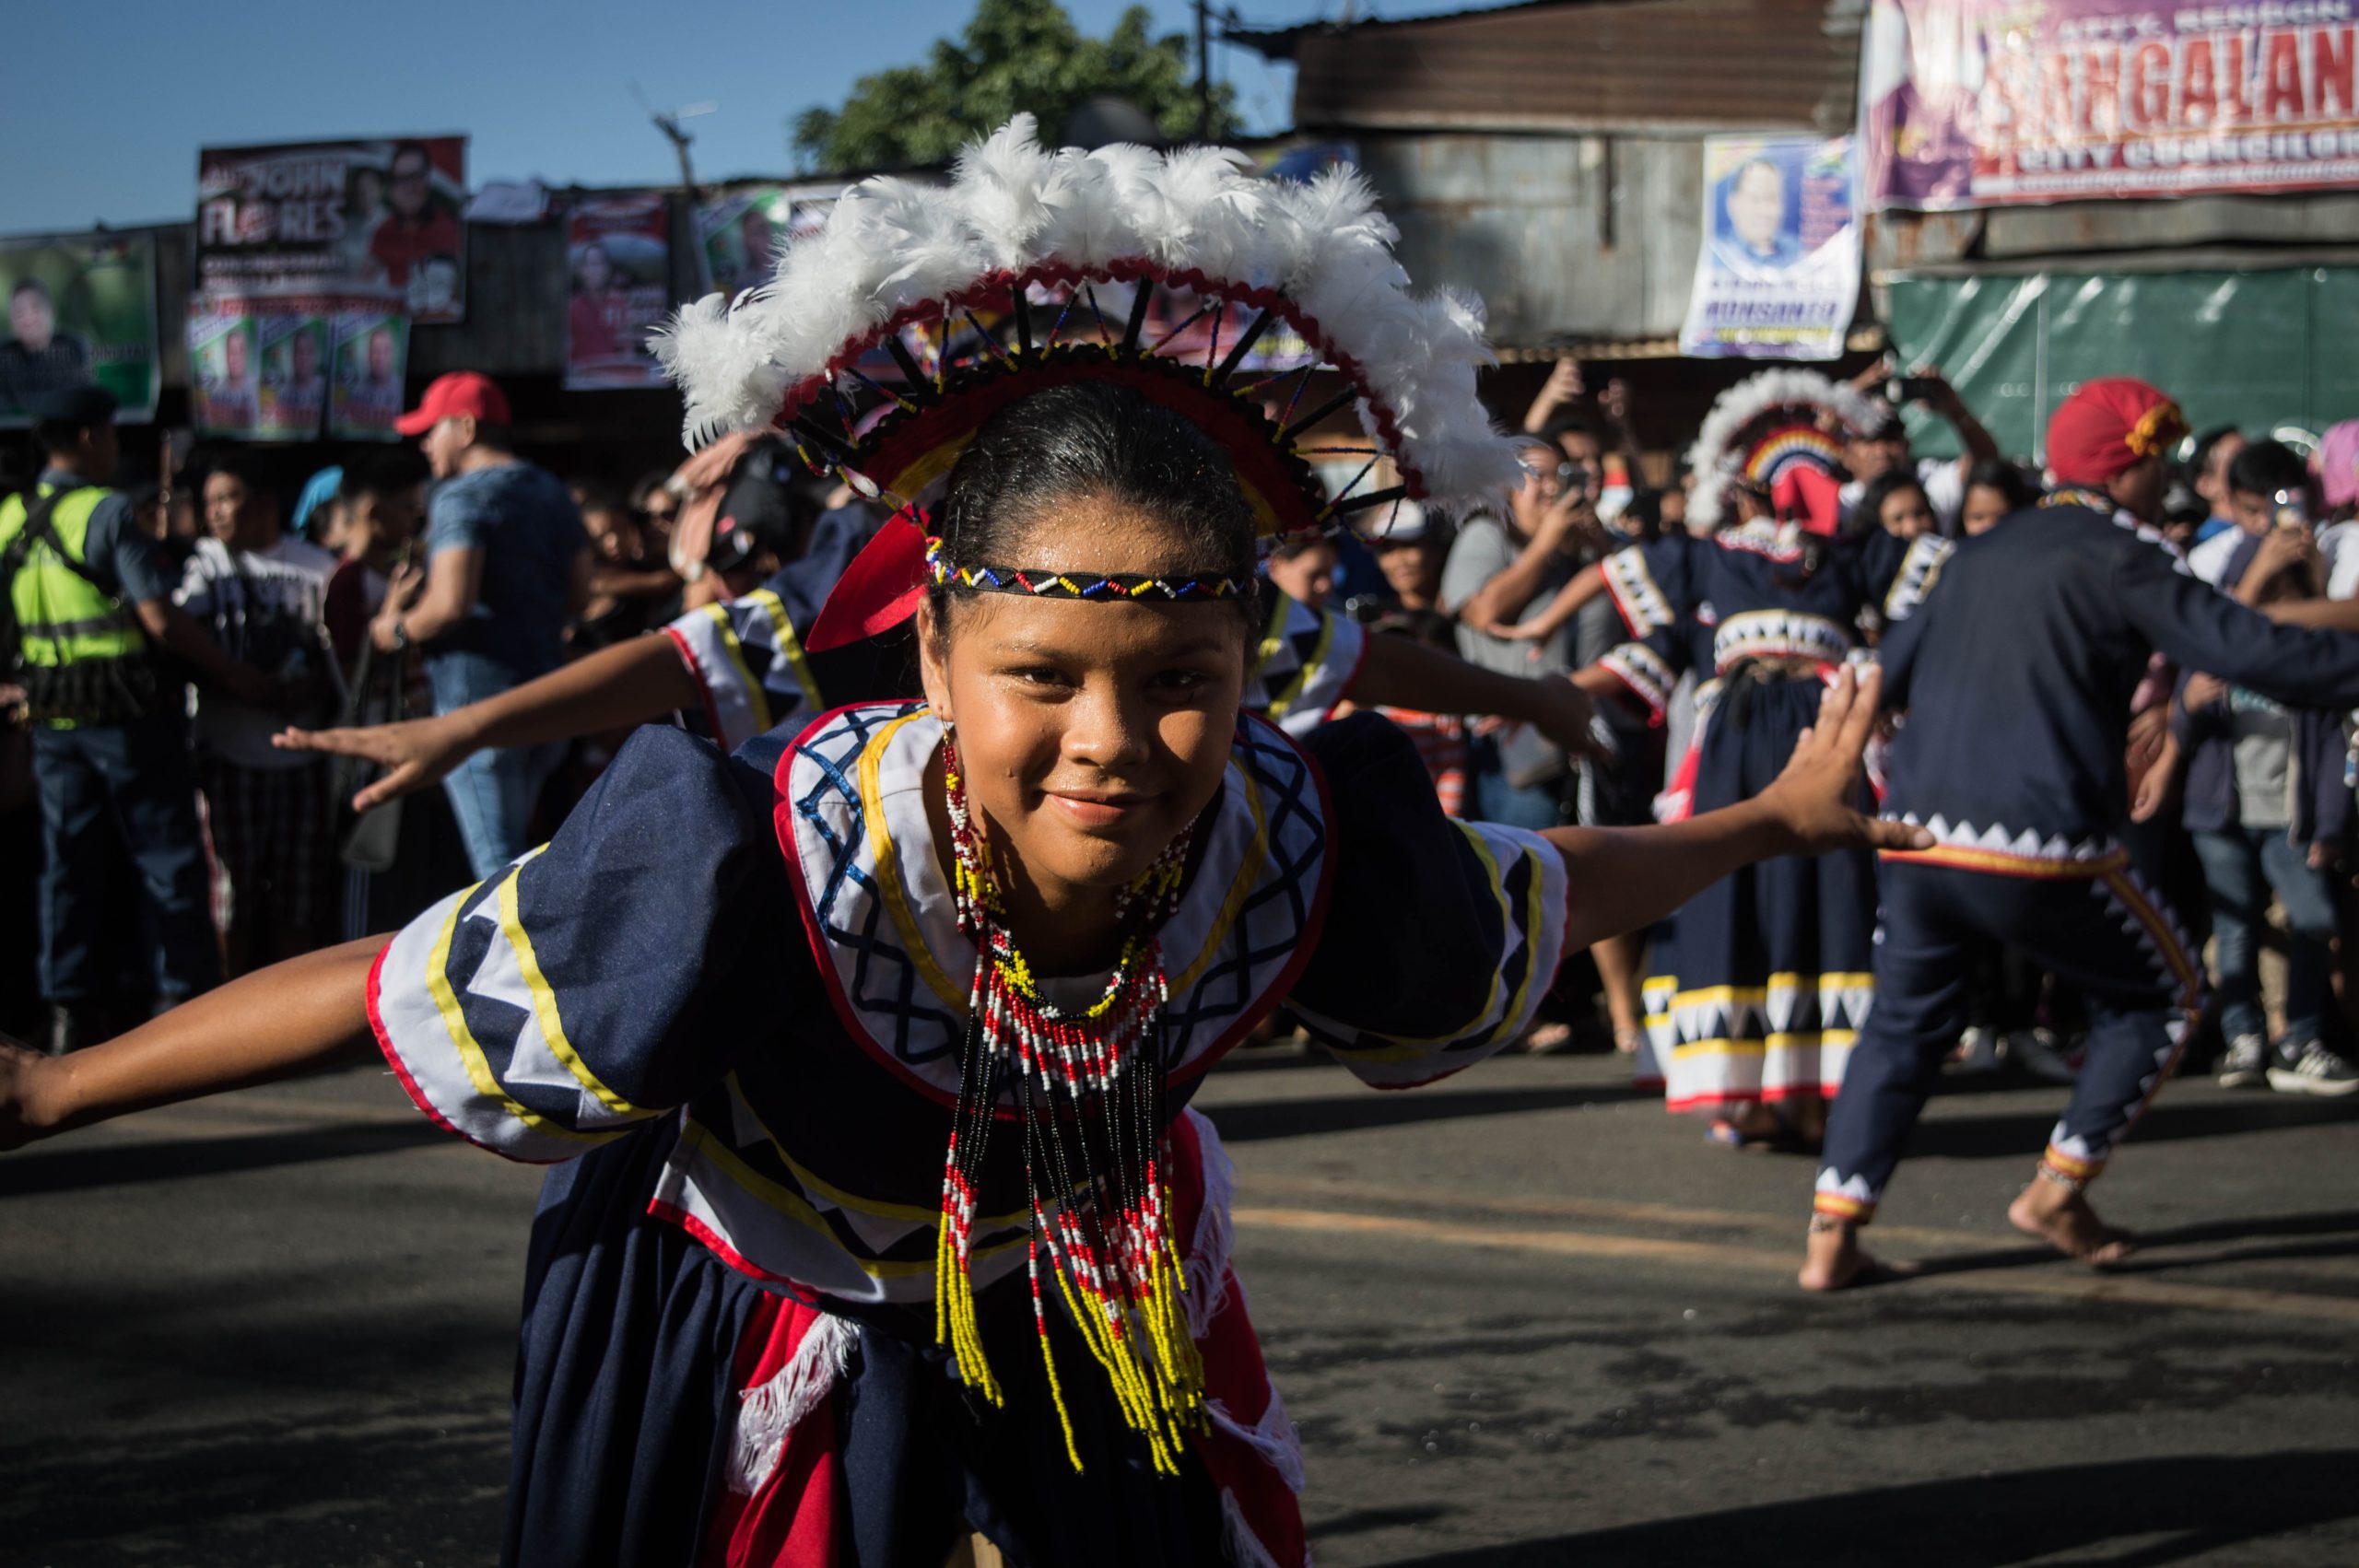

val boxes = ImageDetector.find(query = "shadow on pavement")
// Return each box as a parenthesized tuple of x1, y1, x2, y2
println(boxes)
(0, 1402, 511, 1566)
(1379, 1449, 2359, 1567)
(1901, 1094, 2358, 1164)
(0, 1117, 452, 1198)
(1212, 1084, 1655, 1143)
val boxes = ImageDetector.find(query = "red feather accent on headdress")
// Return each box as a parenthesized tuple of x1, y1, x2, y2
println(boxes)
(804, 508, 933, 651)
(1772, 465, 1845, 536)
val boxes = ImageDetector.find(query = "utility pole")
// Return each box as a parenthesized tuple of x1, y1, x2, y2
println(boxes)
(1195, 0, 1212, 142)
(631, 85, 716, 205)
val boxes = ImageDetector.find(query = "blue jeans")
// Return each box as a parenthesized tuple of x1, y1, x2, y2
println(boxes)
(1465, 736, 1568, 831)
(428, 651, 565, 880)
(2191, 826, 2336, 1047)
(32, 710, 222, 1003)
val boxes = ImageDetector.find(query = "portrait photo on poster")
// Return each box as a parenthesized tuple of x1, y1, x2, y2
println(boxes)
(0, 234, 160, 427)
(565, 193, 675, 391)
(1710, 146, 1806, 275)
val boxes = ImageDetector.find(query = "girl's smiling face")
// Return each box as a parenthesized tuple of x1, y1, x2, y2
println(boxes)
(918, 494, 1252, 911)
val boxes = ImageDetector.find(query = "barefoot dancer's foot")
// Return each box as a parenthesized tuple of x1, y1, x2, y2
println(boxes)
(1799, 1216, 1877, 1292)
(2008, 1178, 2136, 1267)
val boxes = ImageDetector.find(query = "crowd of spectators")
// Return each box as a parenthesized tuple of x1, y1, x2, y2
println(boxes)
(6, 357, 2359, 1101)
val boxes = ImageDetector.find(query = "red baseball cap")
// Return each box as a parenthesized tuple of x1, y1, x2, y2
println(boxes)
(394, 371, 511, 437)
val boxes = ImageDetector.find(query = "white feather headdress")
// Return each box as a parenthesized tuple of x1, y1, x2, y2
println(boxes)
(650, 115, 1522, 534)
(1683, 369, 1883, 530)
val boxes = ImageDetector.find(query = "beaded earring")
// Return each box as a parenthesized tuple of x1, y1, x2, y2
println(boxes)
(933, 729, 1205, 1475)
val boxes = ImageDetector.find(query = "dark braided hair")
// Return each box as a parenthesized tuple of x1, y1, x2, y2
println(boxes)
(929, 380, 1262, 641)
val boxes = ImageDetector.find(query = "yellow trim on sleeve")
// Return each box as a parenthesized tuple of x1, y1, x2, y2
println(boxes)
(699, 602, 772, 736)
(497, 862, 648, 1120)
(744, 589, 825, 715)
(424, 878, 604, 1147)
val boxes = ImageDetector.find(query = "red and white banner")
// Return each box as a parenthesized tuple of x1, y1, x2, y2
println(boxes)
(1863, 0, 2359, 209)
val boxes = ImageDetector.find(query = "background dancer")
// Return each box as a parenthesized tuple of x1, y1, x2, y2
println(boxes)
(1563, 370, 1952, 1151)
(1804, 379, 2359, 1291)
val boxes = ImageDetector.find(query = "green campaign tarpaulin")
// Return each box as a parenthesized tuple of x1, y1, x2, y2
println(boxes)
(1884, 264, 2348, 462)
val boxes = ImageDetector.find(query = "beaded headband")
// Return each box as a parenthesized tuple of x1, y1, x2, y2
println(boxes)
(925, 537, 1252, 603)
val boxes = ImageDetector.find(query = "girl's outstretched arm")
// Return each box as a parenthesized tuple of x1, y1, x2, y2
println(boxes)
(1, 937, 384, 1152)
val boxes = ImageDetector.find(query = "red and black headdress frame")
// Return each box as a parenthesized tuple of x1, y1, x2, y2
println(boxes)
(1684, 369, 1884, 536)
(651, 115, 1525, 646)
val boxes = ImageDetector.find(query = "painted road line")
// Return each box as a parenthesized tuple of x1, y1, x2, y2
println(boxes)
(1231, 1205, 2359, 1327)
(1238, 1175, 2013, 1251)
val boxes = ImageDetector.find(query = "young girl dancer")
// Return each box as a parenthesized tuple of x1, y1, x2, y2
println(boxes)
(1, 123, 1919, 1565)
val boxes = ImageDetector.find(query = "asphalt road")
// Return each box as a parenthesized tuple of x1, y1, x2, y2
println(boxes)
(2, 1047, 2354, 1567)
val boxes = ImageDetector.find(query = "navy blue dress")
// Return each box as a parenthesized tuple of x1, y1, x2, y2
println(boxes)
(1593, 520, 1948, 1117)
(365, 702, 1569, 1566)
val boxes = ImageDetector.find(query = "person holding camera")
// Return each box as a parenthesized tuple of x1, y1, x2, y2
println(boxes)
(1840, 364, 2001, 535)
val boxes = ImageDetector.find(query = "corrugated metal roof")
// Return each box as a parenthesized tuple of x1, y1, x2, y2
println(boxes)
(1231, 0, 1863, 136)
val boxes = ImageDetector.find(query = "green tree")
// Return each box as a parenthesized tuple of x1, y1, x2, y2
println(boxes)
(792, 0, 1240, 173)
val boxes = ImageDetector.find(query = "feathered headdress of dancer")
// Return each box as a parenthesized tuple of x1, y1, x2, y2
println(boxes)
(651, 114, 1523, 643)
(1684, 369, 1884, 535)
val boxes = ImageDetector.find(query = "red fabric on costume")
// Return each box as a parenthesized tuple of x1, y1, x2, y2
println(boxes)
(701, 1294, 844, 1568)
(2046, 378, 2187, 487)
(1167, 1112, 1310, 1568)
(805, 509, 933, 650)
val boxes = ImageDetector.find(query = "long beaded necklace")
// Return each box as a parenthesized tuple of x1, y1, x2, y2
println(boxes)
(932, 730, 1204, 1474)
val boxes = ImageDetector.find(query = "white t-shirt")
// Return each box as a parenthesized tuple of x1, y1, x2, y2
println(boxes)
(2318, 520, 2359, 602)
(2187, 525, 2253, 589)
(175, 533, 339, 768)
(1840, 457, 1967, 535)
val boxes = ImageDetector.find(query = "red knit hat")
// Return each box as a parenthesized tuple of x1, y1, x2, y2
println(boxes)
(2046, 378, 2188, 487)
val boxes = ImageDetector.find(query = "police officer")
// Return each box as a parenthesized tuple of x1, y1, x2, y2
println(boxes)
(1, 386, 276, 1053)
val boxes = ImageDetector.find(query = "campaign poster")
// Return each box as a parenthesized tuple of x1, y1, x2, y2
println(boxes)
(566, 193, 674, 391)
(0, 233, 158, 427)
(1679, 135, 1861, 360)
(697, 183, 837, 298)
(196, 137, 468, 321)
(1863, 0, 2359, 210)
(255, 314, 328, 440)
(188, 310, 262, 439)
(328, 310, 410, 442)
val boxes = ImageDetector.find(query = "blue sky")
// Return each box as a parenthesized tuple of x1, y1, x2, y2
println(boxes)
(0, 0, 1352, 235)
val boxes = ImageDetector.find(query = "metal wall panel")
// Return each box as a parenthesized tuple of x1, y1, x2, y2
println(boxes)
(1257, 0, 1862, 136)
(1356, 132, 1707, 346)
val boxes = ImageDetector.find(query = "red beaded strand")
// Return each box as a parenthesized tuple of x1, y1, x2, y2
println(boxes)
(933, 731, 1205, 1473)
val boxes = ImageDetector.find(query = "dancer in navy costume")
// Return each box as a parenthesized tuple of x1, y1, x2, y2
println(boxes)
(0, 122, 1928, 1565)
(1519, 371, 1953, 1146)
(1802, 379, 2359, 1290)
